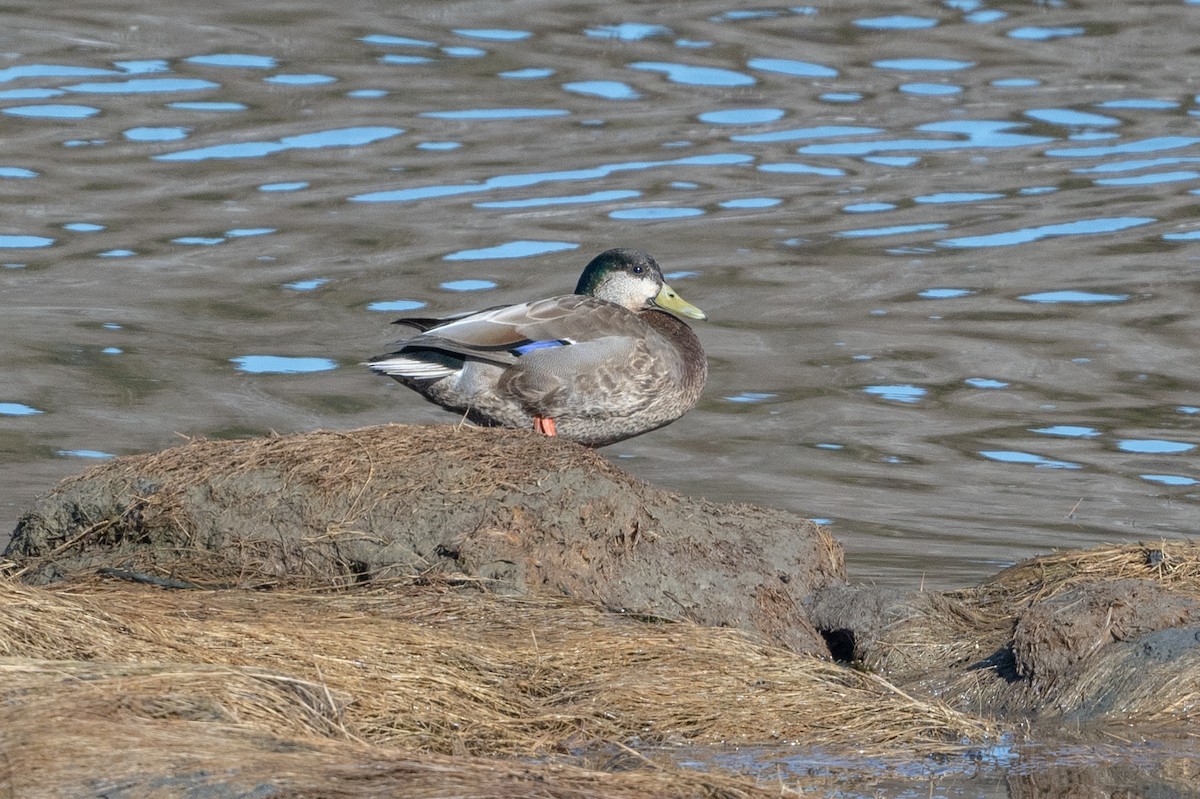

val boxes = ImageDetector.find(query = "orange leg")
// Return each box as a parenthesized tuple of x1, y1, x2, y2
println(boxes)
(534, 416, 557, 436)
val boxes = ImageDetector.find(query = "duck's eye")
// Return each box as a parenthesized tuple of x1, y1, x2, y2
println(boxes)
(632, 265, 644, 274)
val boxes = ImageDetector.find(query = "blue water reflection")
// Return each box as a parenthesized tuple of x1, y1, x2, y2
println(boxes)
(441, 279, 496, 292)
(155, 126, 402, 161)
(733, 125, 882, 143)
(380, 55, 433, 66)
(915, 192, 1003, 204)
(1117, 439, 1195, 454)
(1025, 108, 1119, 127)
(1045, 136, 1200, 158)
(1097, 98, 1179, 110)
(939, 217, 1154, 248)
(980, 451, 1082, 469)
(873, 58, 974, 71)
(443, 241, 578, 260)
(475, 190, 640, 208)
(260, 182, 309, 192)
(1074, 157, 1200, 173)
(169, 101, 247, 111)
(286, 279, 329, 291)
(1008, 26, 1084, 40)
(630, 62, 755, 87)
(1094, 171, 1199, 186)
(57, 449, 115, 459)
(500, 68, 553, 79)
(584, 23, 672, 40)
(3, 104, 100, 119)
(1031, 425, 1101, 438)
(172, 236, 225, 246)
(0, 235, 54, 248)
(0, 88, 63, 99)
(855, 15, 938, 29)
(993, 78, 1040, 88)
(900, 83, 961, 96)
(725, 392, 778, 403)
(265, 73, 337, 85)
(1141, 474, 1198, 486)
(747, 59, 838, 78)
(453, 29, 531, 41)
(720, 197, 781, 209)
(367, 299, 424, 312)
(186, 54, 277, 68)
(1018, 291, 1129, 304)
(610, 207, 705, 220)
(0, 64, 115, 81)
(124, 127, 189, 142)
(421, 108, 567, 119)
(921, 288, 973, 298)
(699, 108, 785, 125)
(799, 121, 1053, 156)
(231, 356, 337, 374)
(350, 153, 753, 203)
(63, 78, 219, 93)
(864, 384, 928, 403)
(0, 402, 42, 416)
(358, 34, 436, 47)
(563, 81, 640, 100)
(758, 162, 845, 176)
(839, 223, 948, 238)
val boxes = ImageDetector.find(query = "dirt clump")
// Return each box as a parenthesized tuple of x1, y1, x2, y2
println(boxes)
(810, 542, 1200, 727)
(5, 424, 845, 657)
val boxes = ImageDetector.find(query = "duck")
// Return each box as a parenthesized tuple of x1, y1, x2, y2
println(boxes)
(367, 248, 707, 447)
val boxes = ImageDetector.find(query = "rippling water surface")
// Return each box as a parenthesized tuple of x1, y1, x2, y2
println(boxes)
(1, 0, 1198, 592)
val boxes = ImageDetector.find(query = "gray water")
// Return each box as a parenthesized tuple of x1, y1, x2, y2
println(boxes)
(1, 0, 1198, 595)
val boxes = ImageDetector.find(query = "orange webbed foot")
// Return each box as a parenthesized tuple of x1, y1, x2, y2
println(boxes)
(534, 416, 557, 436)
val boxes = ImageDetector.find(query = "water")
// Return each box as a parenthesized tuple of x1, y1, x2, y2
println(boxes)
(1, 0, 1198, 597)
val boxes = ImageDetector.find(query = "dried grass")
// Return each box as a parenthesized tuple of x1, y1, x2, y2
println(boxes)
(0, 683, 810, 799)
(0, 577, 994, 758)
(974, 541, 1200, 608)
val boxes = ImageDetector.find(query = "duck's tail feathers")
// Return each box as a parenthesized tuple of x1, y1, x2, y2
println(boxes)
(365, 354, 458, 380)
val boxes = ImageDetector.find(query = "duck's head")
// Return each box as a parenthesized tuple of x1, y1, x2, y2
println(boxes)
(574, 248, 707, 321)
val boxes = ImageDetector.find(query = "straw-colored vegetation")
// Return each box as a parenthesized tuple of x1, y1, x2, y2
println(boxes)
(972, 540, 1200, 608)
(0, 577, 994, 756)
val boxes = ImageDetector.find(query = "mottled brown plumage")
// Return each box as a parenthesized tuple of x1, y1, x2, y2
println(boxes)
(368, 249, 707, 446)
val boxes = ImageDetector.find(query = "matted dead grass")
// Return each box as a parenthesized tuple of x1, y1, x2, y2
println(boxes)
(972, 540, 1200, 608)
(0, 577, 994, 758)
(856, 542, 1200, 726)
(0, 681, 813, 799)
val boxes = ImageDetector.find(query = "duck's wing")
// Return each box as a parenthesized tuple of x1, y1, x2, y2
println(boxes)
(407, 294, 641, 360)
(369, 295, 640, 379)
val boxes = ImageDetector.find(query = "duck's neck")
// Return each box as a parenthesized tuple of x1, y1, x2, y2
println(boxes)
(643, 310, 707, 392)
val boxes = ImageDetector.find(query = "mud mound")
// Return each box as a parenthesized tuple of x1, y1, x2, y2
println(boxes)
(5, 424, 844, 656)
(811, 542, 1200, 728)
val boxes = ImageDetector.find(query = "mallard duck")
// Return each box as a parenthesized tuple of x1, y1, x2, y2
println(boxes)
(367, 248, 707, 446)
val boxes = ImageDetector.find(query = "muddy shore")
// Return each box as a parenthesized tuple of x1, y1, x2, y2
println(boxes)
(4, 424, 1200, 797)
